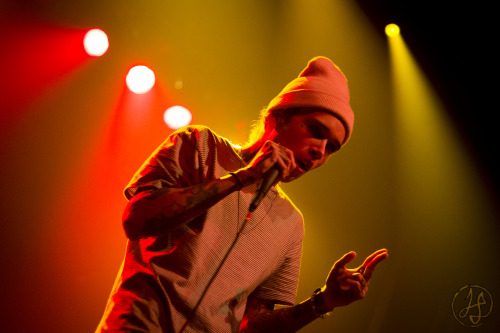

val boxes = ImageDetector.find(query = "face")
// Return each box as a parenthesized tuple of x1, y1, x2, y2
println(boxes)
(270, 108, 346, 182)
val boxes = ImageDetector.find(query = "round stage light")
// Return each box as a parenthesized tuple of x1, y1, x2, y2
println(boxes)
(163, 105, 192, 129)
(83, 28, 109, 57)
(126, 65, 156, 94)
(385, 24, 400, 37)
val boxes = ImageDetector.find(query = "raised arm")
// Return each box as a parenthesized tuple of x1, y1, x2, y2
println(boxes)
(239, 249, 388, 332)
(122, 140, 296, 240)
(122, 172, 245, 239)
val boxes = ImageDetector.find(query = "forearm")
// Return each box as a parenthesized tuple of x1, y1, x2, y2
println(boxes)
(122, 172, 247, 239)
(240, 294, 332, 333)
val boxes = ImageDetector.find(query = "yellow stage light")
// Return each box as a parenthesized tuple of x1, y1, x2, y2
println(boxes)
(385, 24, 400, 37)
(163, 105, 192, 129)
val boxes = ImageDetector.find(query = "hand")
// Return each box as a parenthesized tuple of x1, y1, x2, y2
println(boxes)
(322, 249, 388, 310)
(237, 140, 297, 187)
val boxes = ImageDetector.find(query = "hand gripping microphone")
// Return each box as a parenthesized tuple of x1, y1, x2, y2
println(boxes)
(248, 166, 280, 213)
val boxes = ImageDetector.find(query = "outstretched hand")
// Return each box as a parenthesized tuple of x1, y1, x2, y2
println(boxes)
(322, 249, 388, 310)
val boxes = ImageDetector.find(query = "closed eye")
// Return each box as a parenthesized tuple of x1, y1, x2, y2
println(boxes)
(306, 123, 323, 139)
(306, 123, 338, 155)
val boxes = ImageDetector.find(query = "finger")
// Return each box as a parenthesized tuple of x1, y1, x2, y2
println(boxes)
(361, 249, 387, 268)
(357, 249, 387, 274)
(339, 278, 366, 298)
(363, 250, 388, 280)
(263, 142, 296, 179)
(339, 274, 367, 288)
(274, 146, 296, 179)
(333, 251, 357, 271)
(253, 141, 278, 166)
(350, 273, 366, 284)
(338, 277, 359, 290)
(256, 142, 288, 173)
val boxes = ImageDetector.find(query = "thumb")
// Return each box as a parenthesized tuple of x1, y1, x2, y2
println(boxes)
(333, 251, 356, 271)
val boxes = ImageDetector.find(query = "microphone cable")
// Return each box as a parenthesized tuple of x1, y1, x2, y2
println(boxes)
(178, 167, 278, 332)
(177, 211, 253, 333)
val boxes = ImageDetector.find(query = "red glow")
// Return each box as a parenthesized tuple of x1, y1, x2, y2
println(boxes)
(126, 65, 156, 94)
(0, 17, 90, 133)
(83, 28, 109, 57)
(100, 77, 180, 184)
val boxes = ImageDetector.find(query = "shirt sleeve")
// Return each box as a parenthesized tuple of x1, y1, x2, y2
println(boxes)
(123, 126, 207, 200)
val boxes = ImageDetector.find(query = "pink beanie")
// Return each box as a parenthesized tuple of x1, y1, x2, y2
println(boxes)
(266, 56, 354, 145)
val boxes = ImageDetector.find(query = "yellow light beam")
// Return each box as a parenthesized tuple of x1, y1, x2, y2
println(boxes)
(387, 24, 495, 262)
(385, 23, 400, 37)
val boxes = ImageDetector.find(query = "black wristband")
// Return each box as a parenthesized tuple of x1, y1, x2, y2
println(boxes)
(311, 288, 331, 319)
(229, 172, 243, 191)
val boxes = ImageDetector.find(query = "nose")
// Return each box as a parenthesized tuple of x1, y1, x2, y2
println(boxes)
(309, 139, 327, 161)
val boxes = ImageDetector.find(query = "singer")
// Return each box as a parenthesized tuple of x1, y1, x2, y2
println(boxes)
(96, 57, 388, 332)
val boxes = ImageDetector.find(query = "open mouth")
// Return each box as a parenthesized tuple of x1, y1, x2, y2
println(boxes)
(296, 159, 307, 172)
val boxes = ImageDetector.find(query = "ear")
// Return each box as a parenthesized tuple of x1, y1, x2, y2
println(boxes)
(262, 114, 279, 142)
(266, 113, 278, 130)
(267, 113, 288, 132)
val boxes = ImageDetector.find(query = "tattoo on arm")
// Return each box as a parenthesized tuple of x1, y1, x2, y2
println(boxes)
(140, 181, 231, 236)
(241, 297, 318, 333)
(185, 183, 220, 209)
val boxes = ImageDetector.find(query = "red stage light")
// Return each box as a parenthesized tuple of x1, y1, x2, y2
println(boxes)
(126, 65, 156, 94)
(83, 28, 109, 57)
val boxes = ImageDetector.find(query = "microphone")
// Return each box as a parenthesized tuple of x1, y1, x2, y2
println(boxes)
(249, 166, 280, 213)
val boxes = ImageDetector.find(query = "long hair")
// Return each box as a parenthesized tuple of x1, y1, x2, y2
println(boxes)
(242, 107, 314, 150)
(242, 107, 269, 150)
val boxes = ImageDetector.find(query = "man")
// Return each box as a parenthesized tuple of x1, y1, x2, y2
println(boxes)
(96, 56, 388, 332)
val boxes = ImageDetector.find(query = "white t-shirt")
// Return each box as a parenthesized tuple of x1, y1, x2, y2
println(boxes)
(96, 125, 304, 333)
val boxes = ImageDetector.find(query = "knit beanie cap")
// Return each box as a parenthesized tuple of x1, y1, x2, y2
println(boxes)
(266, 56, 354, 145)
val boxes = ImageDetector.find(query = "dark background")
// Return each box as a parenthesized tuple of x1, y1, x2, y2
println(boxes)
(357, 0, 498, 195)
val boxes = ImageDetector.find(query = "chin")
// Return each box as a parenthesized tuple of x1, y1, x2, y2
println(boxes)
(281, 173, 303, 183)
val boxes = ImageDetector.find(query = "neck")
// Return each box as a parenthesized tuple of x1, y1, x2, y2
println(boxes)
(241, 128, 277, 163)
(241, 142, 261, 163)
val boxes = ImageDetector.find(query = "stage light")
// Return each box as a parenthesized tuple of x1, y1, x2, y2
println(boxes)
(174, 80, 183, 89)
(126, 65, 156, 94)
(83, 28, 109, 57)
(385, 24, 400, 37)
(163, 105, 192, 129)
